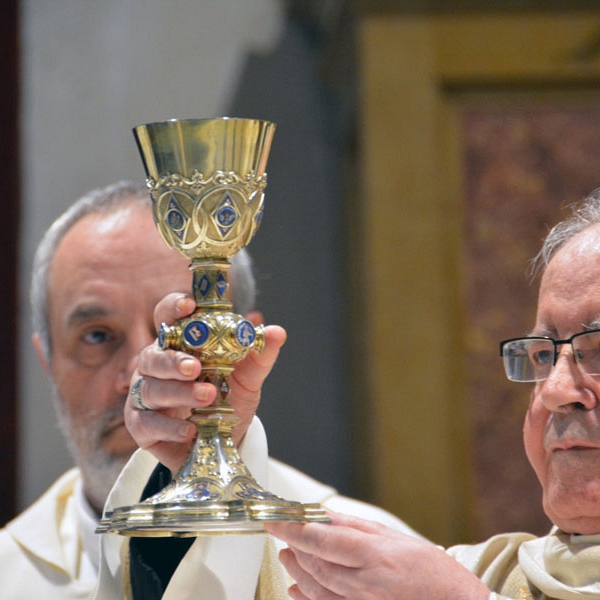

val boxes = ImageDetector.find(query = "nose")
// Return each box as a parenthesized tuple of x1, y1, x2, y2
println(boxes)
(115, 323, 157, 395)
(539, 346, 598, 412)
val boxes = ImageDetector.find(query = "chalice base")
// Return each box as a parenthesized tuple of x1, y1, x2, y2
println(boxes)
(97, 411, 329, 537)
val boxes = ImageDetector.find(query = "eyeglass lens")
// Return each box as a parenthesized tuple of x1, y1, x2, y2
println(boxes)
(501, 330, 600, 382)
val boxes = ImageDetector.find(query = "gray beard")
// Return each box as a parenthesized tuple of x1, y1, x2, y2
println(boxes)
(51, 383, 132, 515)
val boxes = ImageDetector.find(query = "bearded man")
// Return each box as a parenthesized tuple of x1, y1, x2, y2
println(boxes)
(0, 181, 419, 599)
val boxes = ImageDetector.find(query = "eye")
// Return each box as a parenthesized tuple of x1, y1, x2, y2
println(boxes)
(75, 327, 120, 368)
(574, 332, 600, 375)
(531, 348, 553, 366)
(82, 329, 112, 345)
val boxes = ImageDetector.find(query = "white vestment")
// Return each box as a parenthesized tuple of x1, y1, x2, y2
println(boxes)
(0, 418, 418, 599)
(448, 528, 600, 600)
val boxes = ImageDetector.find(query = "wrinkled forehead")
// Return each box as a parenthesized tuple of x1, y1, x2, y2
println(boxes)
(75, 202, 153, 235)
(48, 203, 187, 296)
(88, 204, 142, 232)
(545, 225, 600, 280)
(55, 203, 159, 258)
(537, 225, 600, 331)
(563, 223, 600, 257)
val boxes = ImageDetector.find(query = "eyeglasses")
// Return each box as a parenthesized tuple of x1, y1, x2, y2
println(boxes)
(500, 329, 600, 382)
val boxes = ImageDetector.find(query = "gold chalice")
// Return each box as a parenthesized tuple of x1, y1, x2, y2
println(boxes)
(97, 118, 328, 536)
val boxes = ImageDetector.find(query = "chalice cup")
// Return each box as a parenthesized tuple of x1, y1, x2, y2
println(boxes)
(97, 118, 328, 536)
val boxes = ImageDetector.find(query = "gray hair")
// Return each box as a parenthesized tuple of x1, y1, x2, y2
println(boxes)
(531, 188, 600, 280)
(31, 180, 257, 363)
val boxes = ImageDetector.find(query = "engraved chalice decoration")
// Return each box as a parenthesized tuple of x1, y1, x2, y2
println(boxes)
(97, 118, 328, 536)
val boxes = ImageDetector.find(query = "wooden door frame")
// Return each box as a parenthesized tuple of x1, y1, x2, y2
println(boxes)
(355, 10, 600, 545)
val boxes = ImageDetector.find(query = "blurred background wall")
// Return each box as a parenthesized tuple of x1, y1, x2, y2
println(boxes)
(353, 2, 600, 545)
(16, 0, 356, 517)
(5, 0, 600, 548)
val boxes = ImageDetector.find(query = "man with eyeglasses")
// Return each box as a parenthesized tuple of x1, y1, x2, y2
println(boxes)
(246, 189, 600, 599)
